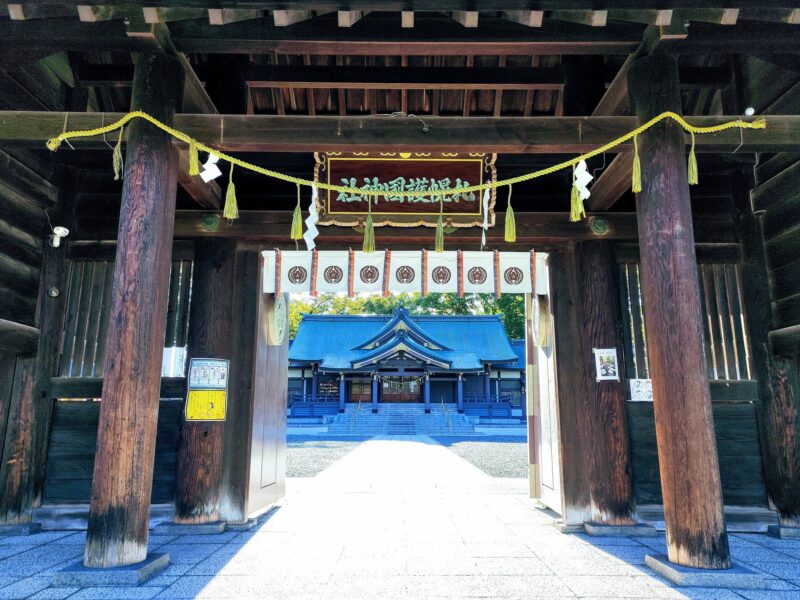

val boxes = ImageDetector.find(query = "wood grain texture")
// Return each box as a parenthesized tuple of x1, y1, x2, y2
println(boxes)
(84, 51, 181, 569)
(173, 239, 235, 524)
(577, 241, 635, 525)
(549, 248, 591, 526)
(733, 170, 800, 527)
(628, 53, 730, 569)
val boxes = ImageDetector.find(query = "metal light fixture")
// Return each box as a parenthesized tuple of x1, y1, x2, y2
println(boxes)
(49, 226, 69, 248)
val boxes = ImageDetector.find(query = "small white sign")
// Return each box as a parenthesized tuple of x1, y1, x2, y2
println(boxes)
(593, 348, 620, 381)
(188, 358, 229, 390)
(629, 379, 653, 402)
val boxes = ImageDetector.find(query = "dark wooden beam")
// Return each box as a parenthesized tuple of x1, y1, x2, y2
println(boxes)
(0, 319, 39, 354)
(629, 53, 730, 570)
(245, 65, 565, 91)
(3, 113, 795, 154)
(33, 1, 796, 9)
(167, 17, 643, 56)
(84, 51, 181, 569)
(75, 210, 738, 248)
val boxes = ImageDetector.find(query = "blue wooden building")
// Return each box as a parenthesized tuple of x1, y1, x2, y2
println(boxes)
(288, 307, 525, 417)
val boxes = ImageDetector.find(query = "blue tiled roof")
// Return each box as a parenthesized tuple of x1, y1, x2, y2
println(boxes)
(510, 339, 527, 370)
(289, 308, 519, 372)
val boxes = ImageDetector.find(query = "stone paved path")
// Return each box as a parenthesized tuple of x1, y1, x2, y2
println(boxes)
(2, 435, 800, 599)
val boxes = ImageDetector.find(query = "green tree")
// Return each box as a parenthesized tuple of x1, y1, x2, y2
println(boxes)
(288, 292, 524, 340)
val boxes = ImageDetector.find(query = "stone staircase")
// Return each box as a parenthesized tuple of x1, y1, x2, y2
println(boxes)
(325, 403, 477, 435)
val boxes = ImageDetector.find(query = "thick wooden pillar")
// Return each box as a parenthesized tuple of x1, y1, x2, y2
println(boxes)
(733, 170, 800, 528)
(524, 293, 541, 500)
(84, 51, 181, 568)
(371, 376, 378, 413)
(424, 375, 431, 413)
(628, 53, 730, 569)
(173, 239, 235, 524)
(576, 241, 635, 525)
(550, 248, 592, 526)
(338, 374, 346, 412)
(456, 374, 464, 413)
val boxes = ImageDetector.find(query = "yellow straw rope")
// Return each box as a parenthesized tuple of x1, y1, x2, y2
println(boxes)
(46, 110, 765, 199)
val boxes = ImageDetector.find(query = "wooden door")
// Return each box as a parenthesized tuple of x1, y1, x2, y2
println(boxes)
(247, 291, 288, 517)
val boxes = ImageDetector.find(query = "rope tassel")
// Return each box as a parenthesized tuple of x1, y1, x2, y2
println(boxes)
(632, 135, 642, 194)
(687, 131, 699, 185)
(435, 196, 445, 252)
(569, 167, 585, 222)
(188, 139, 200, 177)
(363, 200, 375, 253)
(504, 185, 516, 242)
(112, 127, 124, 181)
(290, 184, 303, 240)
(223, 164, 239, 221)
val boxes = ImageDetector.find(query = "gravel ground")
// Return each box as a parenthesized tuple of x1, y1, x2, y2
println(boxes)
(432, 435, 528, 478)
(286, 435, 372, 477)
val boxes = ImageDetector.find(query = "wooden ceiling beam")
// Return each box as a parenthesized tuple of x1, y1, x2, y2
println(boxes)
(338, 10, 365, 28)
(208, 9, 263, 26)
(142, 6, 206, 23)
(22, 1, 799, 8)
(75, 210, 737, 248)
(167, 18, 643, 55)
(677, 8, 740, 25)
(741, 9, 800, 25)
(273, 10, 314, 27)
(77, 5, 136, 22)
(244, 65, 566, 91)
(451, 11, 479, 28)
(0, 319, 39, 354)
(550, 10, 609, 27)
(608, 9, 673, 26)
(501, 10, 543, 28)
(3, 112, 796, 154)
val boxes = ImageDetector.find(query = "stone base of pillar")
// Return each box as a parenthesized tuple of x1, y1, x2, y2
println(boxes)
(644, 554, 766, 589)
(424, 408, 430, 414)
(767, 525, 800, 539)
(584, 521, 658, 537)
(226, 518, 259, 531)
(552, 521, 584, 534)
(0, 522, 41, 536)
(338, 409, 345, 413)
(52, 553, 170, 587)
(371, 408, 378, 413)
(153, 521, 226, 535)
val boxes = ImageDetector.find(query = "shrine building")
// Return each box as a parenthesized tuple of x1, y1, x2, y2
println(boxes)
(288, 306, 526, 416)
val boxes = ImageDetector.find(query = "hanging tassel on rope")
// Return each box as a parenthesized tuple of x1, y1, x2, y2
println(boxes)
(687, 131, 699, 185)
(188, 139, 200, 176)
(112, 126, 124, 181)
(223, 164, 239, 221)
(569, 166, 585, 222)
(480, 187, 490, 249)
(632, 135, 642, 193)
(505, 185, 516, 243)
(435, 195, 445, 252)
(290, 184, 303, 242)
(363, 198, 375, 253)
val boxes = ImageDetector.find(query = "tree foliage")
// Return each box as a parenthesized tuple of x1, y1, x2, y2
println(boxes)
(289, 293, 525, 340)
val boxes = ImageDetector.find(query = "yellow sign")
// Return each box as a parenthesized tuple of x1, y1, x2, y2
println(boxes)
(185, 389, 227, 421)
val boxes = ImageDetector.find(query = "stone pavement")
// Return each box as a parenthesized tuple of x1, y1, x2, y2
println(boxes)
(2, 435, 800, 599)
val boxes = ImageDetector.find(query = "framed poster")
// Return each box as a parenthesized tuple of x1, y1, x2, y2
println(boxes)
(314, 152, 496, 228)
(593, 348, 620, 381)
